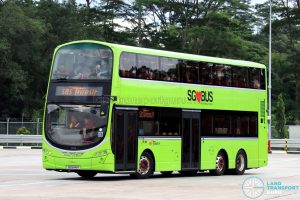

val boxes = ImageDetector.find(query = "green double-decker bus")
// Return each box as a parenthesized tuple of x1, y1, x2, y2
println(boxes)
(43, 40, 268, 178)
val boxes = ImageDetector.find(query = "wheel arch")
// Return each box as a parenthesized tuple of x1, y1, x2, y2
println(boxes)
(141, 149, 156, 172)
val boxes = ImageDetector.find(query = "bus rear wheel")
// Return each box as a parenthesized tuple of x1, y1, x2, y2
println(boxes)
(234, 150, 246, 175)
(132, 151, 154, 179)
(77, 171, 97, 179)
(209, 151, 226, 176)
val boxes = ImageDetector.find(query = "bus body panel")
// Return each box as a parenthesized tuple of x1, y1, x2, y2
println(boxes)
(200, 139, 259, 170)
(137, 138, 182, 172)
(43, 40, 268, 175)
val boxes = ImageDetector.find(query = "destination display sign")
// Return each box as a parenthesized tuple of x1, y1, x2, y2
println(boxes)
(139, 108, 155, 118)
(55, 86, 103, 96)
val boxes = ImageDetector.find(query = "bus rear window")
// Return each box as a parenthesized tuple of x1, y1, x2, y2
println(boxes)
(51, 43, 112, 80)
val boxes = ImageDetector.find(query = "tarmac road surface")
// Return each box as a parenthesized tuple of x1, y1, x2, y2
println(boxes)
(0, 149, 299, 200)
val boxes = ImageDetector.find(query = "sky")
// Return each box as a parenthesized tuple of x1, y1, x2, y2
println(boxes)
(76, 0, 268, 6)
(74, 0, 269, 32)
(252, 0, 266, 5)
(252, 0, 267, 5)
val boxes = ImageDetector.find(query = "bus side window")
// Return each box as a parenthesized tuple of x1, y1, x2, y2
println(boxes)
(260, 69, 266, 90)
(214, 113, 231, 136)
(137, 54, 159, 80)
(214, 65, 224, 86)
(120, 52, 137, 78)
(201, 111, 213, 136)
(138, 121, 159, 136)
(183, 61, 199, 84)
(199, 62, 213, 85)
(138, 107, 159, 136)
(249, 114, 258, 137)
(160, 57, 179, 82)
(159, 108, 181, 136)
(224, 65, 232, 87)
(249, 68, 261, 89)
(232, 114, 249, 136)
(232, 67, 248, 88)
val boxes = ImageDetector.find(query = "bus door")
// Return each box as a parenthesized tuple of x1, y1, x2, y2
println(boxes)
(181, 110, 201, 170)
(113, 107, 138, 172)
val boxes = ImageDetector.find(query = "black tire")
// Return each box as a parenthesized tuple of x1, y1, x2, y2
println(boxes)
(161, 171, 173, 176)
(132, 151, 154, 179)
(77, 171, 97, 179)
(209, 151, 226, 176)
(234, 150, 247, 175)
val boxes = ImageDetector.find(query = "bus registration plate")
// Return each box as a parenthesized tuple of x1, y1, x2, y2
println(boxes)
(66, 165, 80, 170)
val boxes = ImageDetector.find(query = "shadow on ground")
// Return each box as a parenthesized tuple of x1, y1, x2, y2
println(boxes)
(56, 171, 260, 182)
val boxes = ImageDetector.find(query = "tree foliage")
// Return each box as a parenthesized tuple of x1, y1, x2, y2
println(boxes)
(275, 93, 288, 138)
(0, 0, 299, 126)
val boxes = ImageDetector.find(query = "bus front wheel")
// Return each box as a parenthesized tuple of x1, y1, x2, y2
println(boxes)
(209, 151, 226, 176)
(77, 171, 97, 179)
(133, 151, 154, 179)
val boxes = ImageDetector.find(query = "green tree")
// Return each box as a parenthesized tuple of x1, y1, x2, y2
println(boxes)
(255, 0, 300, 125)
(0, 0, 299, 125)
(275, 93, 288, 138)
(0, 1, 45, 117)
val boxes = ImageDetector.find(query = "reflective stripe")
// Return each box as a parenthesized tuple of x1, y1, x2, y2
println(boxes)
(182, 109, 201, 113)
(201, 137, 258, 140)
(115, 106, 138, 110)
(138, 136, 181, 140)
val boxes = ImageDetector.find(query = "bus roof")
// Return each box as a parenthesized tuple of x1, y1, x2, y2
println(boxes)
(57, 40, 266, 69)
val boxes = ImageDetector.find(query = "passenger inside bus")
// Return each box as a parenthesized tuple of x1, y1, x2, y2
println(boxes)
(55, 64, 72, 78)
(71, 63, 92, 79)
(81, 115, 97, 143)
(249, 69, 261, 89)
(96, 59, 110, 79)
(184, 66, 192, 83)
(137, 66, 148, 79)
(253, 79, 260, 89)
(69, 115, 80, 129)
(129, 66, 137, 77)
(215, 65, 224, 85)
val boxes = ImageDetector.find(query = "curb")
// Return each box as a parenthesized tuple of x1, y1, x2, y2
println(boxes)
(287, 151, 300, 154)
(270, 150, 287, 154)
(0, 146, 42, 149)
(270, 150, 300, 154)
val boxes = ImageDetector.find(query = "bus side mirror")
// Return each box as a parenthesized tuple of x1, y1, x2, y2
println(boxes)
(111, 96, 117, 101)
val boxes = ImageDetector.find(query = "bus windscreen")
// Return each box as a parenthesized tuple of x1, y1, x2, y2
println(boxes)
(51, 43, 112, 80)
(46, 104, 108, 150)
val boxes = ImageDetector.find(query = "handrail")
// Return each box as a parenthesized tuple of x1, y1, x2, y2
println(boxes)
(270, 139, 300, 152)
(0, 135, 300, 152)
(0, 135, 42, 145)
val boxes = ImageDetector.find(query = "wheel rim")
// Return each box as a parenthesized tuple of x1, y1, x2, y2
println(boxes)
(216, 155, 224, 172)
(139, 156, 150, 175)
(237, 154, 245, 171)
